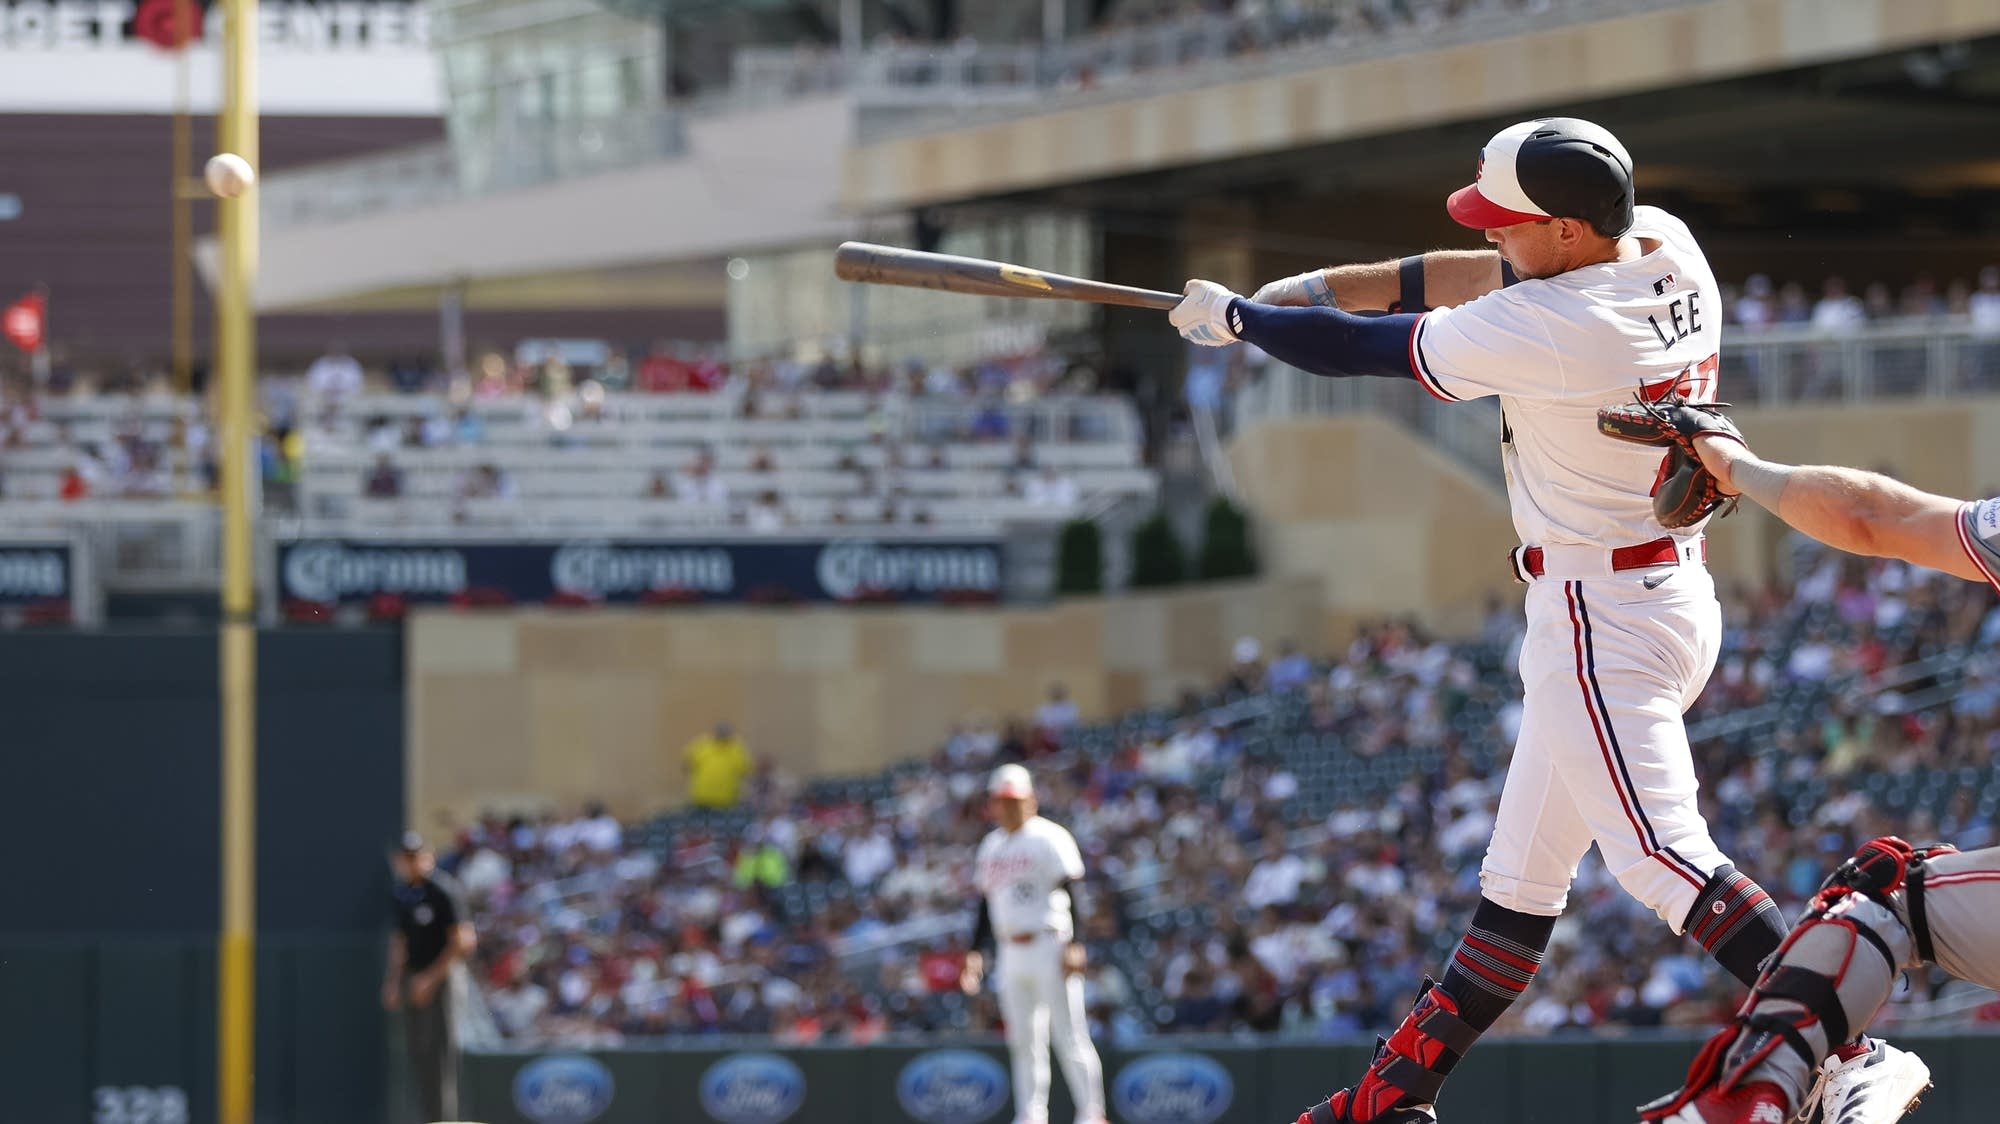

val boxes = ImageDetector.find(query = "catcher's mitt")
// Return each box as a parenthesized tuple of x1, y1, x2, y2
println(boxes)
(1596, 392, 1745, 530)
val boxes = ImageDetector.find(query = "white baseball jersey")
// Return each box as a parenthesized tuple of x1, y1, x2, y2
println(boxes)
(1410, 205, 1721, 548)
(974, 816, 1085, 939)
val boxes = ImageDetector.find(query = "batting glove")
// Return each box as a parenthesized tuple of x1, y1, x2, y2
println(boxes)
(1250, 269, 1337, 308)
(1170, 279, 1243, 346)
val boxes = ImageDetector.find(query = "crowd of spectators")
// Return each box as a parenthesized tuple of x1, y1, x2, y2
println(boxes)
(4, 262, 1998, 507)
(1720, 266, 2000, 334)
(436, 535, 2000, 1048)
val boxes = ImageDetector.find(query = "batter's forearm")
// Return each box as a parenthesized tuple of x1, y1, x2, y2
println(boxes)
(1320, 252, 1504, 312)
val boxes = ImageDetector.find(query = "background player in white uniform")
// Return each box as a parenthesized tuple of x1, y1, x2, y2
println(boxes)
(962, 764, 1107, 1124)
(1168, 117, 1921, 1124)
(1595, 414, 2000, 1124)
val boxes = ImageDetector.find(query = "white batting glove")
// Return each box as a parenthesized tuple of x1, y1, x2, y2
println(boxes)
(1170, 279, 1242, 346)
(1250, 269, 1337, 308)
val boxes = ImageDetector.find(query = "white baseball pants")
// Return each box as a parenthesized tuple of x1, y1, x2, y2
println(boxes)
(995, 934, 1105, 1124)
(1481, 558, 1731, 929)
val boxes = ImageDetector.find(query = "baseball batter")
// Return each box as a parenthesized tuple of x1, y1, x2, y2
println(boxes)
(1168, 117, 1920, 1124)
(962, 764, 1107, 1124)
(1592, 410, 2000, 1124)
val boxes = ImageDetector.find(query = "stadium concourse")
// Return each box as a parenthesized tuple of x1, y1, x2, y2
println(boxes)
(433, 543, 2000, 1048)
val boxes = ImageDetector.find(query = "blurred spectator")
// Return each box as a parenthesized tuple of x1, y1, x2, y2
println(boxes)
(1734, 274, 1774, 331)
(364, 455, 403, 498)
(1265, 640, 1313, 693)
(747, 491, 788, 533)
(457, 463, 514, 502)
(1242, 836, 1305, 909)
(1775, 282, 1812, 324)
(677, 457, 728, 505)
(734, 826, 792, 890)
(1971, 267, 2000, 336)
(684, 721, 753, 809)
(1024, 465, 1079, 508)
(1035, 683, 1080, 734)
(1171, 967, 1227, 1032)
(1861, 281, 1894, 322)
(305, 343, 364, 407)
(1812, 277, 1865, 332)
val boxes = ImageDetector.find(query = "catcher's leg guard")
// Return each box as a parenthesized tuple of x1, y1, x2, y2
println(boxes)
(1295, 981, 1477, 1124)
(1641, 837, 1927, 1123)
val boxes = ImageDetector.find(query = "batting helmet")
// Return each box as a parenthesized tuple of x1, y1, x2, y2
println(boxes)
(1447, 117, 1635, 238)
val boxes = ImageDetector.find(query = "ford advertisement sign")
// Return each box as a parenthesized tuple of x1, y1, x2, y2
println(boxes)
(1112, 1053, 1234, 1124)
(896, 1049, 1010, 1124)
(511, 1054, 614, 1124)
(275, 537, 1002, 605)
(699, 1053, 807, 1124)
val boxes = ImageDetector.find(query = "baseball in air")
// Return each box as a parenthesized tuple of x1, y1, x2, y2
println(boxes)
(204, 153, 257, 198)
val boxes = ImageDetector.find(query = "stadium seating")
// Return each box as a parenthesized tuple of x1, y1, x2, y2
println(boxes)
(444, 539, 2000, 1045)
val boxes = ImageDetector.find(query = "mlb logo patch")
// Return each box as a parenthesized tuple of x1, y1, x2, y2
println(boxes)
(1652, 273, 1677, 296)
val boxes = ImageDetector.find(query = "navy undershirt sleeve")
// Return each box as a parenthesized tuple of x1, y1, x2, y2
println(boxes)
(970, 897, 993, 952)
(1228, 300, 1420, 380)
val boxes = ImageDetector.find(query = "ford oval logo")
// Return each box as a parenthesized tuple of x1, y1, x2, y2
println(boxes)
(512, 1054, 615, 1124)
(896, 1049, 1010, 1124)
(1111, 1053, 1234, 1124)
(699, 1053, 807, 1124)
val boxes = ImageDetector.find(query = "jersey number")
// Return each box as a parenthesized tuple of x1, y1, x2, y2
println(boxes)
(1641, 353, 1719, 404)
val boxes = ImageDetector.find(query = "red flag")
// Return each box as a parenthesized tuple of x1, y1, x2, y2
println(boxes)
(134, 0, 203, 49)
(2, 293, 44, 354)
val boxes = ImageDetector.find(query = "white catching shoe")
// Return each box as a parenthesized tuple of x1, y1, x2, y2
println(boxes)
(1798, 1038, 1931, 1124)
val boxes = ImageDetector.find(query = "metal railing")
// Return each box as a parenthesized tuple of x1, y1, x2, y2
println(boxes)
(1730, 321, 2000, 404)
(0, 500, 221, 595)
(1232, 366, 1504, 486)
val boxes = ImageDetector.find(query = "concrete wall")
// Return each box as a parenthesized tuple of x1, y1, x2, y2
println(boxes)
(1227, 414, 1518, 637)
(844, 0, 2000, 211)
(1226, 396, 2000, 636)
(252, 96, 855, 310)
(406, 575, 1322, 831)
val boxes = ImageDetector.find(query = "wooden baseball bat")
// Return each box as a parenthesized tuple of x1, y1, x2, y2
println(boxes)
(833, 241, 1181, 311)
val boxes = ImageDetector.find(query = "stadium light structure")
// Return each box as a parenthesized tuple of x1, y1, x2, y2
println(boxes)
(214, 0, 259, 1117)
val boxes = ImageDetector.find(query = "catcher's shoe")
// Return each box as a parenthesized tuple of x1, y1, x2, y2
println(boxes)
(1798, 1039, 1931, 1124)
(1644, 1081, 1792, 1124)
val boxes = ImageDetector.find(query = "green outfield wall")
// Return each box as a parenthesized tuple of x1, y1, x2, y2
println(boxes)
(0, 629, 405, 1124)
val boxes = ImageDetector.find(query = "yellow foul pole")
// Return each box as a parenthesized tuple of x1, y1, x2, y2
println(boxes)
(215, 0, 259, 1116)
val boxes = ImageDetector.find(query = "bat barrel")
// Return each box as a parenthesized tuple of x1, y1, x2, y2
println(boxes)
(833, 241, 1181, 311)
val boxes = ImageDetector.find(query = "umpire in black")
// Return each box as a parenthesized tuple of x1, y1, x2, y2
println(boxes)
(384, 832, 474, 1123)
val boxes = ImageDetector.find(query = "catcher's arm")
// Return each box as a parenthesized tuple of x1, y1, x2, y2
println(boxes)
(1694, 437, 1984, 583)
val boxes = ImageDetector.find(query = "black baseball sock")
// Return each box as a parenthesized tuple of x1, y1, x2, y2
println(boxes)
(1439, 896, 1559, 1033)
(1684, 863, 1786, 987)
